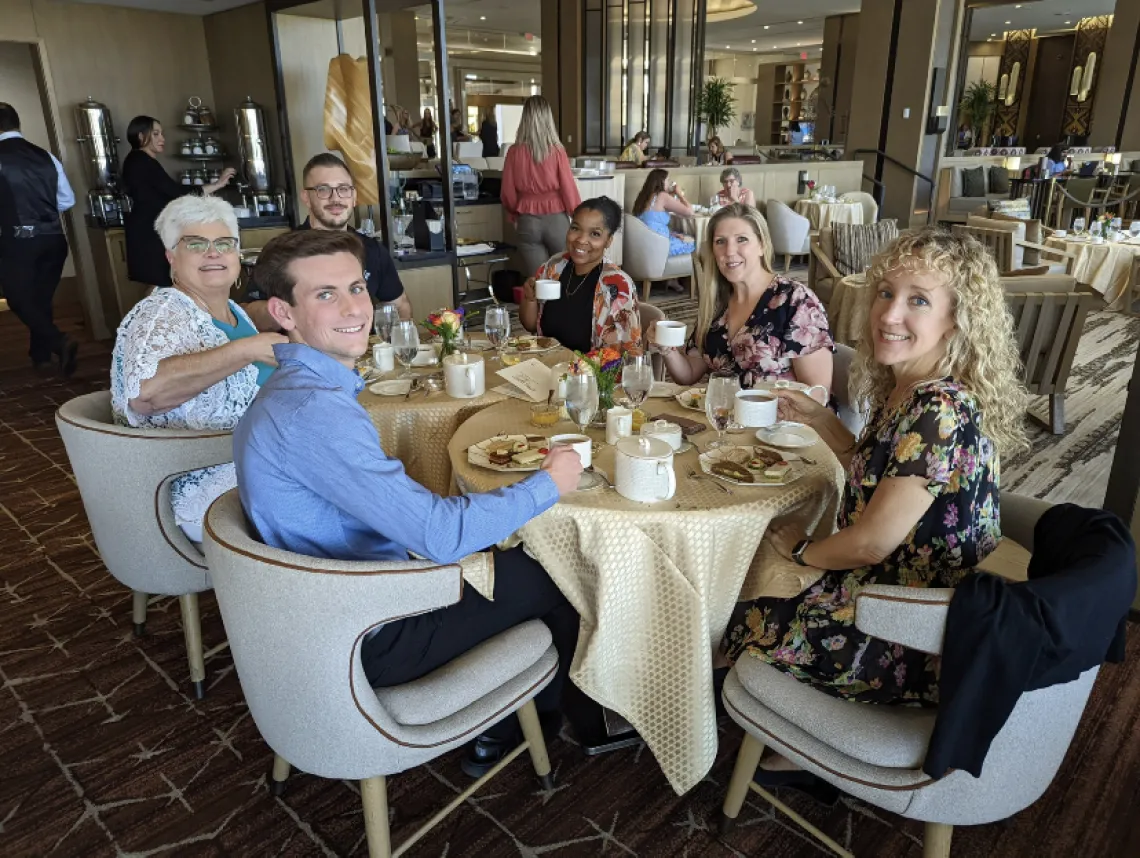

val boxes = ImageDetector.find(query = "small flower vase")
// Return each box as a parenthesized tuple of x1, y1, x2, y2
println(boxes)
(438, 333, 458, 360)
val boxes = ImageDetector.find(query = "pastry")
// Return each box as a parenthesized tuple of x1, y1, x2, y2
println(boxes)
(746, 448, 785, 471)
(536, 337, 556, 349)
(511, 449, 545, 467)
(516, 337, 536, 351)
(710, 460, 751, 482)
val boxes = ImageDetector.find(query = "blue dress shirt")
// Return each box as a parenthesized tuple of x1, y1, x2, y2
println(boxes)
(0, 130, 75, 211)
(233, 343, 559, 564)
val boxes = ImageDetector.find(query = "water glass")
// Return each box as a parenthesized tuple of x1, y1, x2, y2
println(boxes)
(565, 373, 599, 433)
(374, 304, 399, 342)
(621, 354, 654, 408)
(1073, 217, 1086, 236)
(705, 371, 740, 450)
(1129, 221, 1140, 241)
(484, 305, 510, 362)
(391, 320, 419, 378)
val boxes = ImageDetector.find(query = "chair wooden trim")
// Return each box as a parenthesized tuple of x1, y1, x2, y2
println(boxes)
(951, 225, 1076, 276)
(1005, 290, 1098, 434)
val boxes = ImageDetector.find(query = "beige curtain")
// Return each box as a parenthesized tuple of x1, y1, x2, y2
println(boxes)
(324, 53, 379, 205)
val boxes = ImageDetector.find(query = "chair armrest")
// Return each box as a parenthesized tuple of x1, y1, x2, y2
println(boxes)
(999, 493, 1051, 551)
(811, 244, 844, 280)
(1018, 240, 1074, 258)
(854, 585, 955, 655)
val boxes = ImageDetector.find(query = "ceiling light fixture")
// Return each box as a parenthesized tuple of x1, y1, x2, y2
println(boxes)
(480, 15, 486, 20)
(1005, 20, 1011, 25)
(751, 39, 756, 43)
(797, 20, 803, 25)
(764, 25, 769, 30)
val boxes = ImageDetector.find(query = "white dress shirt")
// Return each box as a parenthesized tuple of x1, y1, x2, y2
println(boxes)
(0, 130, 75, 212)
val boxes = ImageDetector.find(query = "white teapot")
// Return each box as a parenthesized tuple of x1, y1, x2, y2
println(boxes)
(614, 436, 676, 503)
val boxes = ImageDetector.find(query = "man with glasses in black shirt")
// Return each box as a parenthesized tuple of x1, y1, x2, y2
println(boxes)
(249, 153, 411, 320)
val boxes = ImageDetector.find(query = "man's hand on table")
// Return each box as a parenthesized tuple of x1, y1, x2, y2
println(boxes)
(541, 445, 584, 496)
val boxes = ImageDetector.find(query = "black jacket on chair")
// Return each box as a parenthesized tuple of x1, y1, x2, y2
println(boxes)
(924, 504, 1135, 779)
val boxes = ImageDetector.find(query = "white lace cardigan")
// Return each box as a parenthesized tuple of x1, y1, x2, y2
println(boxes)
(111, 288, 261, 537)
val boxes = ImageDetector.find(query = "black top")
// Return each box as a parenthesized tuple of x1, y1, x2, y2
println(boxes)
(122, 149, 197, 286)
(0, 136, 61, 232)
(246, 219, 405, 303)
(479, 120, 500, 158)
(540, 263, 601, 354)
(925, 504, 1136, 779)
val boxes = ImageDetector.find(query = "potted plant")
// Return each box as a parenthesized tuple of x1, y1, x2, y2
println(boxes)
(697, 77, 738, 145)
(958, 81, 996, 148)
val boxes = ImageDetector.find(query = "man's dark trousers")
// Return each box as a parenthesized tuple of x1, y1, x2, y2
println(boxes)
(1, 233, 69, 364)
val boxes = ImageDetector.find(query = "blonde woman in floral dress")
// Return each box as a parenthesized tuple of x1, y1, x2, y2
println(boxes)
(721, 227, 1029, 798)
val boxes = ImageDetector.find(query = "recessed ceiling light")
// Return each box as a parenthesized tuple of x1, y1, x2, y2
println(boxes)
(751, 39, 756, 43)
(764, 25, 769, 30)
(797, 21, 803, 25)
(1005, 20, 1011, 24)
(480, 15, 485, 20)
(1065, 20, 1071, 25)
(753, 47, 757, 51)
(991, 33, 997, 37)
(530, 78, 534, 83)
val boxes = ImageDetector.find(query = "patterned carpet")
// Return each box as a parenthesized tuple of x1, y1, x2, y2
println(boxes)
(1, 302, 1139, 857)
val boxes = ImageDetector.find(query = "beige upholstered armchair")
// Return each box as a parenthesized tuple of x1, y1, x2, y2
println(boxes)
(766, 199, 812, 272)
(55, 391, 231, 699)
(202, 490, 557, 858)
(719, 494, 1099, 858)
(622, 213, 695, 301)
(638, 301, 667, 380)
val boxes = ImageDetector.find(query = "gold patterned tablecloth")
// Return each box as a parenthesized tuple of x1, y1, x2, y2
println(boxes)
(1044, 236, 1139, 310)
(448, 399, 845, 794)
(359, 349, 572, 496)
(794, 199, 865, 231)
(671, 213, 712, 247)
(828, 273, 868, 346)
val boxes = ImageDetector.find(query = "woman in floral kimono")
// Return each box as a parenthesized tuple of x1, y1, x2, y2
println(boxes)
(655, 203, 834, 398)
(518, 196, 641, 355)
(722, 227, 1030, 799)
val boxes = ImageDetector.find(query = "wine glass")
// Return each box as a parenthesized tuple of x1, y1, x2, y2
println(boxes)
(390, 320, 419, 378)
(374, 303, 399, 343)
(621, 353, 654, 410)
(1073, 216, 1086, 236)
(705, 371, 740, 450)
(564, 373, 599, 435)
(484, 305, 510, 363)
(1129, 221, 1140, 241)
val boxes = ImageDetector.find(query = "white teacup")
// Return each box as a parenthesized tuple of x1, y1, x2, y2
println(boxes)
(734, 390, 779, 428)
(443, 352, 485, 398)
(655, 320, 687, 348)
(1053, 230, 1068, 238)
(551, 433, 592, 469)
(372, 342, 395, 373)
(536, 279, 561, 301)
(605, 407, 633, 445)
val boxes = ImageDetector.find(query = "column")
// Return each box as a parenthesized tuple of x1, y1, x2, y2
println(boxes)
(1091, 5, 1140, 149)
(378, 11, 421, 119)
(846, 0, 965, 224)
(541, 0, 584, 155)
(817, 13, 860, 145)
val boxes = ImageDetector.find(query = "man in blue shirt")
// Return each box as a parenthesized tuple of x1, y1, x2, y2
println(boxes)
(234, 229, 583, 776)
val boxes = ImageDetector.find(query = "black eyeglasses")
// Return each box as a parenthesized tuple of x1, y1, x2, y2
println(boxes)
(178, 236, 239, 254)
(305, 184, 356, 200)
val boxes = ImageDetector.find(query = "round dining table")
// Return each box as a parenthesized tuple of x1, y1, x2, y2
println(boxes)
(827, 272, 869, 346)
(359, 346, 573, 496)
(794, 198, 864, 231)
(1043, 234, 1140, 310)
(447, 397, 845, 794)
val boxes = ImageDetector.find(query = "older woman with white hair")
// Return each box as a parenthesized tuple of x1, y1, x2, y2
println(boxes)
(110, 195, 288, 541)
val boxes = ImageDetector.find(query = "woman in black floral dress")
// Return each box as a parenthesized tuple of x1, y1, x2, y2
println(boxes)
(722, 227, 1030, 788)
(656, 203, 834, 399)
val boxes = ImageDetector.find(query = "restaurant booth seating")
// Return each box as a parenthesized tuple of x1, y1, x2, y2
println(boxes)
(718, 494, 1099, 858)
(202, 490, 557, 858)
(55, 391, 229, 698)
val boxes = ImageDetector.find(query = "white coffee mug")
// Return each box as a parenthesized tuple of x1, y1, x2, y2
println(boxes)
(773, 378, 830, 405)
(372, 343, 395, 373)
(734, 390, 779, 428)
(551, 433, 592, 468)
(536, 279, 561, 301)
(639, 419, 684, 451)
(443, 352, 485, 398)
(655, 320, 687, 348)
(605, 407, 633, 445)
(614, 436, 676, 502)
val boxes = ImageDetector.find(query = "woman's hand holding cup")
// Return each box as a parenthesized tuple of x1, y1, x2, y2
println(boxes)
(522, 277, 537, 303)
(774, 389, 828, 427)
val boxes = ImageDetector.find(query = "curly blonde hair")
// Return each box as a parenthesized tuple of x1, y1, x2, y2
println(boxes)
(693, 203, 775, 349)
(852, 227, 1030, 455)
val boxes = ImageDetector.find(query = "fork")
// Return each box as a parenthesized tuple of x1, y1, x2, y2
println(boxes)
(686, 466, 733, 495)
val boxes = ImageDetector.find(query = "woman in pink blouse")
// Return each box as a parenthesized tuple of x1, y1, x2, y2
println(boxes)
(501, 95, 582, 277)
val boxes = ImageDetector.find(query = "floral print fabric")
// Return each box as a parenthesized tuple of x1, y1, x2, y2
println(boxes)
(724, 379, 1001, 705)
(693, 276, 834, 388)
(536, 254, 642, 351)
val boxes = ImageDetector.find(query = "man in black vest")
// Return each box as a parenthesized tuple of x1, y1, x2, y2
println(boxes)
(0, 103, 78, 376)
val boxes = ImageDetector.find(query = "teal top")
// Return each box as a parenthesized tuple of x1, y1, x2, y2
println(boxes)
(212, 303, 274, 387)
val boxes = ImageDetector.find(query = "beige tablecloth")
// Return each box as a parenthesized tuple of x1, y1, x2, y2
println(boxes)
(828, 273, 868, 346)
(360, 349, 572, 496)
(448, 399, 845, 794)
(795, 199, 865, 231)
(1044, 236, 1140, 310)
(672, 213, 712, 248)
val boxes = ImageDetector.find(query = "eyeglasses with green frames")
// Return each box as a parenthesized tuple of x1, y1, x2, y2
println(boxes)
(177, 236, 240, 254)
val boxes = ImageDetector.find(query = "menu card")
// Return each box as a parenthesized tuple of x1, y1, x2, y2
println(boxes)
(493, 358, 551, 402)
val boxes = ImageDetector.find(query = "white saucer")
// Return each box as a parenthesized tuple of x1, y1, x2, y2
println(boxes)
(369, 379, 413, 396)
(755, 422, 820, 449)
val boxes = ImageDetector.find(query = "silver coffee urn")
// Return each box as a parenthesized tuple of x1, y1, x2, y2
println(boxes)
(234, 97, 273, 193)
(75, 97, 127, 226)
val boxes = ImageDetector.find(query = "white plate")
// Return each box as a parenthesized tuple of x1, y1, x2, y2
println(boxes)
(674, 387, 706, 412)
(467, 338, 493, 351)
(467, 434, 550, 473)
(648, 381, 684, 399)
(698, 444, 804, 487)
(755, 422, 820, 449)
(504, 337, 561, 355)
(369, 379, 413, 396)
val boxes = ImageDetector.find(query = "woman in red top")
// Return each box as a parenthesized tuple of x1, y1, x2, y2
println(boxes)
(501, 95, 582, 277)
